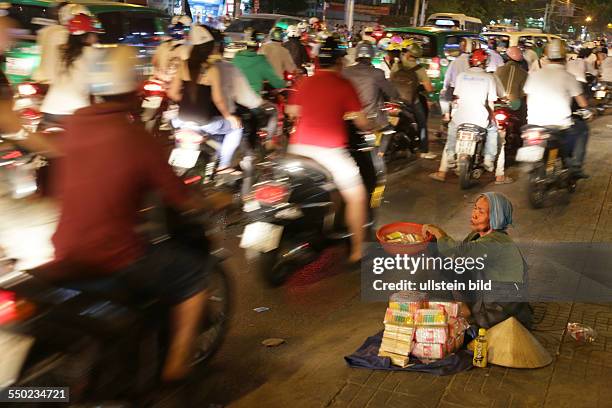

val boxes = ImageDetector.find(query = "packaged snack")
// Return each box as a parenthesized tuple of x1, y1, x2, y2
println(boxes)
(411, 342, 447, 360)
(415, 308, 447, 325)
(415, 325, 449, 344)
(378, 350, 411, 368)
(380, 337, 413, 355)
(384, 308, 415, 326)
(389, 291, 428, 313)
(384, 323, 415, 341)
(428, 301, 461, 317)
(448, 316, 469, 338)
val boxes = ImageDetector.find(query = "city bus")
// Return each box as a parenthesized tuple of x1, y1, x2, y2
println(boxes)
(426, 13, 483, 32)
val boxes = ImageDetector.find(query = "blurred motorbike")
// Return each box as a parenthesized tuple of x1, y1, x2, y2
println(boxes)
(591, 82, 610, 115)
(380, 101, 420, 161)
(140, 78, 177, 138)
(493, 100, 524, 163)
(454, 123, 489, 190)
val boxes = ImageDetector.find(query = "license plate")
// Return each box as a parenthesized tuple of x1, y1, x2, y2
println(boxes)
(168, 148, 200, 169)
(388, 116, 400, 126)
(456, 139, 476, 155)
(240, 222, 284, 253)
(0, 330, 34, 388)
(142, 96, 162, 109)
(457, 130, 477, 141)
(516, 145, 545, 162)
(5, 57, 33, 77)
(595, 90, 606, 98)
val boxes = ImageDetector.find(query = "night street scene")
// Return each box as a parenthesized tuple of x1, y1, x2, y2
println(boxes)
(0, 0, 611, 406)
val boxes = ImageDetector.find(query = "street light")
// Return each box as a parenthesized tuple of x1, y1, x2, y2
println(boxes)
(585, 16, 592, 22)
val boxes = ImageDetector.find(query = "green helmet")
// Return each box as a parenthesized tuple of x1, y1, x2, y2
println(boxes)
(270, 27, 284, 42)
(405, 43, 423, 58)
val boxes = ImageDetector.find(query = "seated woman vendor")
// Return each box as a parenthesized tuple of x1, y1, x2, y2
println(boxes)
(422, 192, 532, 329)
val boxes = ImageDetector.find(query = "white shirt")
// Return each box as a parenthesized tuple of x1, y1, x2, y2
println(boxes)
(258, 42, 296, 79)
(523, 49, 540, 72)
(486, 49, 505, 73)
(443, 53, 470, 89)
(451, 67, 498, 128)
(566, 58, 588, 83)
(524, 63, 583, 128)
(32, 24, 69, 84)
(599, 57, 612, 82)
(40, 47, 96, 116)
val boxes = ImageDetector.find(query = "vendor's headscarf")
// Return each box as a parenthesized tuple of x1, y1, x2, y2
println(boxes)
(479, 192, 513, 231)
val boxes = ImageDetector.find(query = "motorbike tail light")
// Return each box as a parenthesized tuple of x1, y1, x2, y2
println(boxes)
(0, 290, 35, 325)
(143, 80, 165, 95)
(183, 175, 202, 185)
(19, 108, 42, 122)
(494, 111, 508, 127)
(383, 102, 401, 115)
(17, 82, 39, 97)
(254, 183, 289, 206)
(1, 151, 22, 160)
(284, 72, 295, 81)
(427, 57, 441, 78)
(522, 130, 549, 145)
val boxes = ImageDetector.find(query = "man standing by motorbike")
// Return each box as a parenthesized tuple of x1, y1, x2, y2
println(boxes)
(430, 48, 498, 182)
(390, 43, 436, 159)
(285, 37, 371, 264)
(284, 25, 310, 72)
(342, 42, 398, 139)
(259, 27, 297, 79)
(523, 39, 591, 179)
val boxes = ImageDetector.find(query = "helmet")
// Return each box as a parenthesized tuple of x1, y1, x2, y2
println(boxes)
(400, 38, 412, 49)
(68, 14, 103, 35)
(286, 25, 299, 38)
(309, 17, 319, 25)
(59, 4, 93, 26)
(469, 48, 488, 67)
(270, 27, 284, 42)
(405, 43, 423, 58)
(318, 36, 345, 68)
(544, 39, 566, 60)
(297, 21, 308, 32)
(172, 15, 193, 27)
(168, 22, 186, 41)
(377, 37, 391, 51)
(88, 46, 142, 96)
(387, 42, 403, 52)
(506, 46, 523, 62)
(189, 25, 214, 46)
(523, 39, 534, 48)
(363, 26, 374, 34)
(356, 41, 376, 59)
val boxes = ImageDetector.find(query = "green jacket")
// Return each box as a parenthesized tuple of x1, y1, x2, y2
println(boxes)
(437, 231, 525, 283)
(232, 50, 285, 94)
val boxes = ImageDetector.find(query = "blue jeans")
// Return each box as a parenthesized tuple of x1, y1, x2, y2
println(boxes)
(561, 120, 589, 172)
(200, 117, 243, 168)
(445, 120, 498, 161)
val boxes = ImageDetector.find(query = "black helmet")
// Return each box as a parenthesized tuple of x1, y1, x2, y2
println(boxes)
(318, 36, 346, 68)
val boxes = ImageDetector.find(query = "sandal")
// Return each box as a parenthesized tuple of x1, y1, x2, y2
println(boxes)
(495, 176, 515, 185)
(429, 172, 446, 182)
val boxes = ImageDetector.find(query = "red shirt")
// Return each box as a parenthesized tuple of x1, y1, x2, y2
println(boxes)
(289, 70, 362, 148)
(52, 102, 190, 274)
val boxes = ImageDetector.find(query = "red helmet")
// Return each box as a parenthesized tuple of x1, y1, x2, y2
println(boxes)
(68, 14, 103, 35)
(469, 48, 488, 67)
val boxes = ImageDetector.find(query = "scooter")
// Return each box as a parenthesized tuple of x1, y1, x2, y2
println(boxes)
(493, 100, 524, 163)
(455, 123, 488, 190)
(380, 101, 420, 161)
(239, 123, 386, 286)
(0, 206, 231, 404)
(591, 81, 610, 115)
(140, 78, 177, 138)
(516, 110, 592, 208)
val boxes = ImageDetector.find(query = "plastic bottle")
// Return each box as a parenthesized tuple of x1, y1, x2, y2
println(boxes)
(472, 328, 488, 368)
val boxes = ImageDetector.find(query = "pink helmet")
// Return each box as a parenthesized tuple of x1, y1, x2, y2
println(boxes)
(506, 46, 523, 62)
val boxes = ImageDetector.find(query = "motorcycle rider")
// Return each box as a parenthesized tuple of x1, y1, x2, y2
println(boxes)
(259, 27, 297, 79)
(168, 25, 242, 173)
(50, 46, 230, 382)
(32, 2, 70, 87)
(152, 17, 191, 84)
(521, 39, 541, 72)
(598, 50, 612, 83)
(390, 43, 436, 159)
(523, 39, 591, 179)
(285, 37, 371, 264)
(283, 25, 310, 72)
(486, 38, 504, 73)
(40, 14, 102, 125)
(233, 32, 286, 95)
(430, 48, 499, 182)
(440, 37, 472, 118)
(342, 41, 398, 137)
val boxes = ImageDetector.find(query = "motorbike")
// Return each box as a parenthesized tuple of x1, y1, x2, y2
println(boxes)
(455, 123, 488, 190)
(380, 101, 420, 161)
(13, 82, 45, 132)
(591, 81, 610, 115)
(516, 111, 591, 208)
(140, 78, 177, 138)
(0, 135, 46, 199)
(0, 205, 231, 404)
(493, 100, 524, 163)
(239, 124, 386, 286)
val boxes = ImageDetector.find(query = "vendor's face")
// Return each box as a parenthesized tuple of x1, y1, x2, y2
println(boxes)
(471, 197, 491, 233)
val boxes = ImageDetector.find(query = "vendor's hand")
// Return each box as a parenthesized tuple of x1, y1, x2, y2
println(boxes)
(422, 224, 446, 240)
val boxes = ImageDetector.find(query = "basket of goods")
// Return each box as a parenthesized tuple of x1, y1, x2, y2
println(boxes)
(376, 222, 433, 255)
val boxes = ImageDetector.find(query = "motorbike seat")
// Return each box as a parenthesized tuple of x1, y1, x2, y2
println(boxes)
(282, 154, 334, 182)
(457, 123, 487, 134)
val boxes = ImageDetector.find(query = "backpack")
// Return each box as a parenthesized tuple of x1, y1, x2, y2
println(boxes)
(390, 64, 421, 103)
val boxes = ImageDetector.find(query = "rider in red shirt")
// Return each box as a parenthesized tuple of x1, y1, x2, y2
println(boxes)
(286, 37, 371, 263)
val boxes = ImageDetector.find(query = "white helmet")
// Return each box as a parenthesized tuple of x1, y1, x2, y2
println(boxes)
(171, 15, 193, 27)
(309, 17, 319, 25)
(58, 4, 93, 26)
(189, 25, 214, 46)
(286, 25, 300, 38)
(88, 46, 142, 96)
(297, 21, 308, 33)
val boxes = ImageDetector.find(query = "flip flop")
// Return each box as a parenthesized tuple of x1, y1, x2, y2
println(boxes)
(429, 173, 446, 182)
(495, 176, 515, 185)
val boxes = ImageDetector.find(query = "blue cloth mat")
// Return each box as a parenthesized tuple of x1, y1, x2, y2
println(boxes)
(344, 331, 474, 376)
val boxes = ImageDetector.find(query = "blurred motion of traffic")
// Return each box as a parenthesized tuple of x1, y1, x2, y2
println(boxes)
(0, 0, 611, 406)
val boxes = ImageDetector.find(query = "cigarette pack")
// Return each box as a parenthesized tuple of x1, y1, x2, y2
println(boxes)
(411, 342, 448, 360)
(389, 291, 428, 313)
(415, 325, 449, 344)
(415, 308, 448, 325)
(379, 337, 413, 355)
(428, 301, 461, 317)
(384, 308, 415, 326)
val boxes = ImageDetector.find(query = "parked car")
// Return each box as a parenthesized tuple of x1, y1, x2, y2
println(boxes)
(3, 0, 168, 84)
(377, 27, 485, 101)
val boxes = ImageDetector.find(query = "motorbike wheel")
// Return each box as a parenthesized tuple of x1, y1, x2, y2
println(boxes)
(256, 238, 313, 287)
(191, 264, 232, 366)
(528, 165, 547, 209)
(458, 155, 474, 190)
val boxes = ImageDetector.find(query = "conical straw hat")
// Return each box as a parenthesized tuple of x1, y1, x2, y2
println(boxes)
(486, 317, 552, 368)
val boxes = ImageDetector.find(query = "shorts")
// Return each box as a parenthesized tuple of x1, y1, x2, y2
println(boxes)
(287, 144, 363, 191)
(118, 240, 211, 305)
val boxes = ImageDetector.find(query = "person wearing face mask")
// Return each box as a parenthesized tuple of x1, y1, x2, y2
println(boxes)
(422, 192, 531, 329)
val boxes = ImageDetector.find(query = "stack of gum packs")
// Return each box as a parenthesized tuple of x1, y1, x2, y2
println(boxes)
(412, 303, 468, 361)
